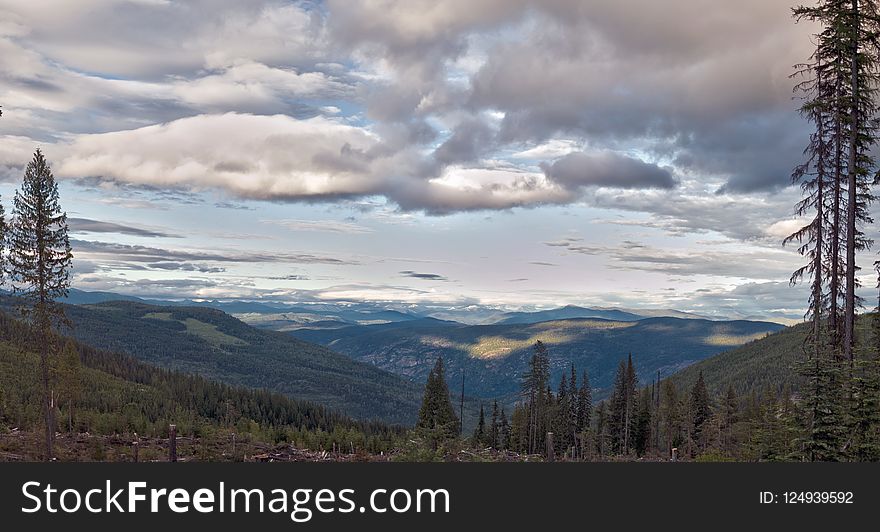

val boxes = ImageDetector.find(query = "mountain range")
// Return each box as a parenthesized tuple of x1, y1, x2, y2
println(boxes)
(46, 290, 790, 413)
(0, 296, 424, 425)
(289, 315, 784, 402)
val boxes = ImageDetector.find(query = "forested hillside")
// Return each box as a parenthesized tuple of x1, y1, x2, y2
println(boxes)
(0, 297, 424, 425)
(668, 315, 878, 398)
(0, 311, 402, 461)
(291, 316, 783, 401)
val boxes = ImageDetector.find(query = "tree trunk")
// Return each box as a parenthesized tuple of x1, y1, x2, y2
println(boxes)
(814, 122, 824, 360)
(39, 332, 54, 461)
(831, 71, 843, 352)
(844, 0, 860, 362)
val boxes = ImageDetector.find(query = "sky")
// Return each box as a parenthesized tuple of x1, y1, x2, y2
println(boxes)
(0, 0, 870, 323)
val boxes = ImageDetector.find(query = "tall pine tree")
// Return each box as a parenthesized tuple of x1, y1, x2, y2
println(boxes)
(6, 149, 73, 461)
(608, 354, 638, 455)
(521, 341, 550, 454)
(689, 371, 712, 455)
(576, 369, 592, 434)
(473, 404, 486, 446)
(417, 356, 459, 446)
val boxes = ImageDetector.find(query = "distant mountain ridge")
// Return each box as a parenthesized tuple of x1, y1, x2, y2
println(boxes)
(59, 289, 728, 329)
(289, 315, 785, 404)
(496, 305, 643, 324)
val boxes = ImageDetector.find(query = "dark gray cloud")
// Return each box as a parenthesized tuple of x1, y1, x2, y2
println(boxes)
(400, 270, 449, 281)
(214, 201, 254, 210)
(145, 262, 226, 274)
(71, 239, 357, 265)
(542, 152, 676, 190)
(433, 119, 496, 165)
(68, 217, 181, 238)
(265, 274, 312, 281)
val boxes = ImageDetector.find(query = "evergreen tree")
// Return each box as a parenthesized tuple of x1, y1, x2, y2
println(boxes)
(509, 405, 528, 453)
(608, 354, 638, 455)
(489, 400, 499, 449)
(785, 39, 832, 359)
(634, 386, 653, 456)
(473, 404, 486, 447)
(499, 407, 510, 451)
(567, 364, 578, 453)
(720, 385, 739, 455)
(6, 149, 73, 460)
(554, 373, 572, 452)
(521, 341, 550, 454)
(849, 357, 880, 460)
(660, 379, 681, 457)
(595, 401, 608, 459)
(801, 360, 840, 460)
(576, 369, 592, 433)
(689, 371, 712, 454)
(792, 0, 880, 360)
(55, 339, 82, 433)
(842, 0, 880, 361)
(416, 356, 459, 446)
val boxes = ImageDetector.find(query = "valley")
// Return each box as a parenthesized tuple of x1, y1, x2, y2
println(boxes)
(286, 313, 784, 401)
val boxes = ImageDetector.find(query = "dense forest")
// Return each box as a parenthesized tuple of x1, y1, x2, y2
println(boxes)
(0, 297, 425, 424)
(291, 315, 782, 402)
(409, 331, 878, 462)
(0, 309, 404, 461)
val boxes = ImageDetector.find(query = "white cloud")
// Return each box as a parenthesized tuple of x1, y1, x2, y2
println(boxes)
(261, 219, 375, 234)
(765, 217, 808, 240)
(170, 62, 351, 112)
(511, 139, 582, 160)
(56, 113, 384, 199)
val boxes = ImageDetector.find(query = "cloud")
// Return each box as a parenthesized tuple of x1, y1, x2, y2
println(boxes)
(432, 118, 496, 165)
(265, 274, 311, 281)
(400, 270, 449, 281)
(511, 139, 581, 160)
(145, 262, 226, 273)
(545, 239, 800, 280)
(53, 112, 579, 214)
(542, 151, 677, 190)
(4, 0, 818, 218)
(71, 239, 357, 265)
(2, 1, 328, 78)
(56, 113, 386, 199)
(586, 185, 799, 242)
(68, 217, 180, 238)
(684, 281, 809, 322)
(0, 0, 839, 319)
(261, 218, 374, 234)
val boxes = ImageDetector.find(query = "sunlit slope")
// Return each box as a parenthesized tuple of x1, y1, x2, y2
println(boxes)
(292, 316, 783, 400)
(0, 298, 423, 424)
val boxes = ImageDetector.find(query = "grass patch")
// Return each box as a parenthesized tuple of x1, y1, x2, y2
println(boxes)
(703, 332, 770, 347)
(182, 318, 247, 347)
